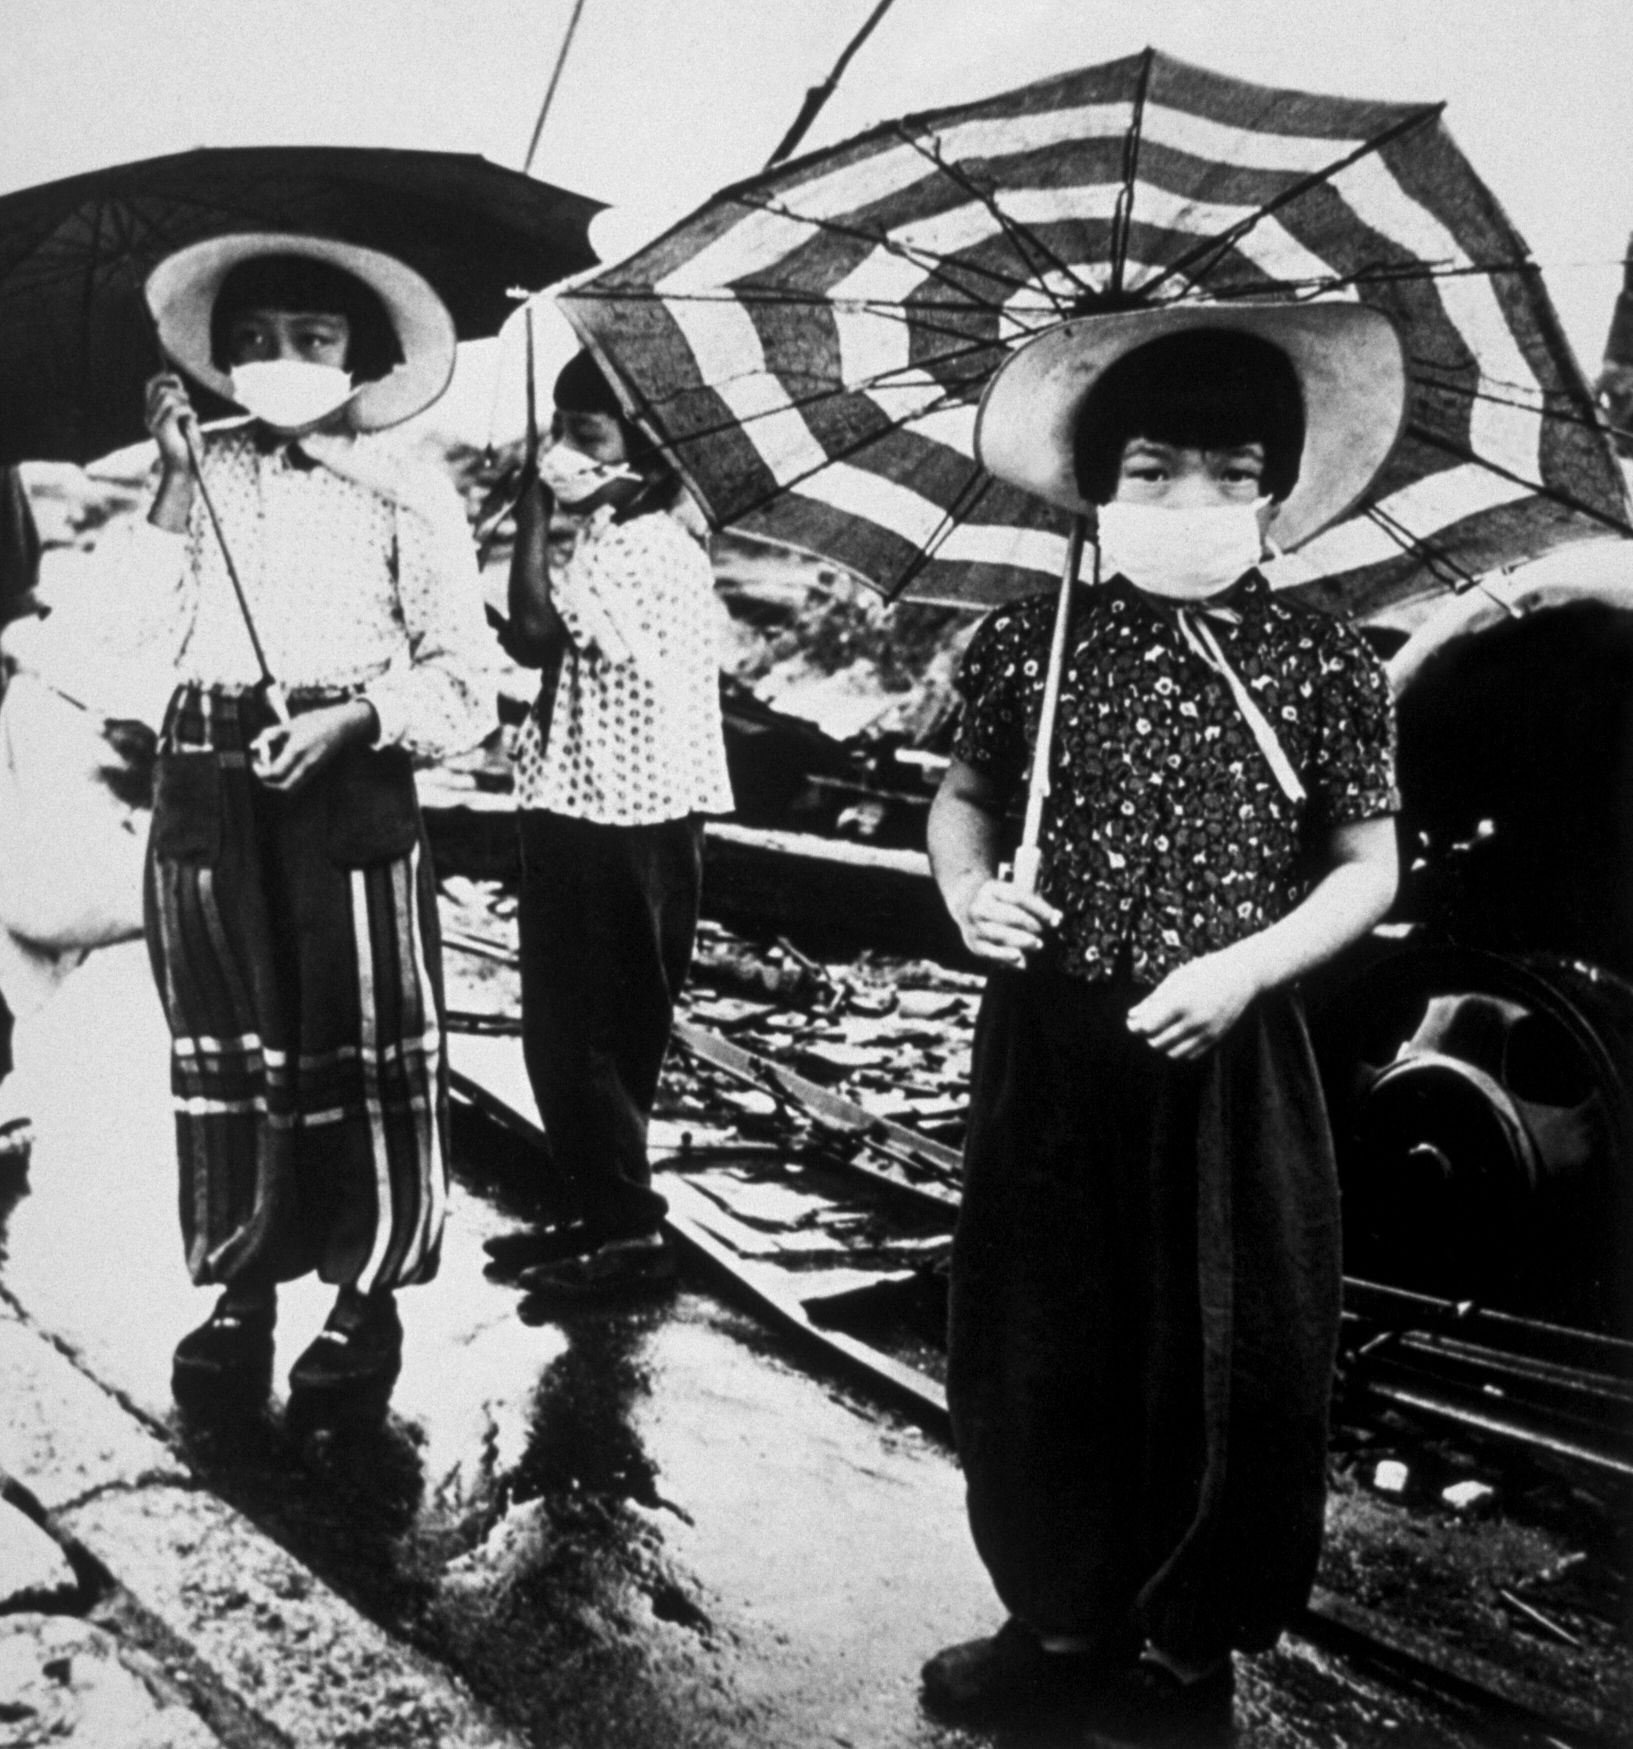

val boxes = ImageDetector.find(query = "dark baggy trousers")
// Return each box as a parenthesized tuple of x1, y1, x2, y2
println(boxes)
(516, 808, 704, 1240)
(145, 685, 449, 1294)
(947, 969, 1343, 1666)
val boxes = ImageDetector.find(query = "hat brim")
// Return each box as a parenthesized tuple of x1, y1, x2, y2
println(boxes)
(145, 233, 457, 431)
(974, 301, 1408, 551)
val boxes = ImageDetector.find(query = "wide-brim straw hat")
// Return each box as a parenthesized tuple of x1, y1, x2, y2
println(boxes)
(975, 301, 1408, 550)
(146, 232, 457, 431)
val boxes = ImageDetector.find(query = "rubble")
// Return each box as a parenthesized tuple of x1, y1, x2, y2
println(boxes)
(1440, 1479, 1496, 1515)
(0, 1613, 224, 1749)
(1372, 1459, 1410, 1495)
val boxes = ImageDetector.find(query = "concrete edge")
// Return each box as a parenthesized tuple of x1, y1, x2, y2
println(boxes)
(0, 1299, 529, 1749)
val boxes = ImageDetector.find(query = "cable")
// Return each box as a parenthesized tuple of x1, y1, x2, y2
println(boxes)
(522, 0, 589, 175)
(764, 0, 902, 169)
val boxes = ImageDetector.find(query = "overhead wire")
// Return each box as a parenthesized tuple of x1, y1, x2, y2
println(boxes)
(522, 0, 589, 175)
(764, 0, 903, 170)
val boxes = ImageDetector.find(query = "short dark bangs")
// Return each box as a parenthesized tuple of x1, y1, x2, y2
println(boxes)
(210, 256, 404, 382)
(1071, 328, 1305, 505)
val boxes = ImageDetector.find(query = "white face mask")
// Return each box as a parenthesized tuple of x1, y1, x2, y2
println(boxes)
(1095, 498, 1270, 601)
(229, 360, 356, 432)
(536, 440, 638, 507)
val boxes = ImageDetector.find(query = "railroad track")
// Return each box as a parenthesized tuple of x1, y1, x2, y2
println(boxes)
(442, 923, 1630, 1748)
(446, 922, 1633, 1474)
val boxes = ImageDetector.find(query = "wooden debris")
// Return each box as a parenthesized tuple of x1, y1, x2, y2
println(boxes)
(1496, 1586, 1585, 1649)
(793, 1042, 889, 1082)
(1372, 1459, 1410, 1494)
(693, 942, 825, 1005)
(688, 995, 776, 1031)
(1441, 1479, 1496, 1515)
(897, 990, 967, 1020)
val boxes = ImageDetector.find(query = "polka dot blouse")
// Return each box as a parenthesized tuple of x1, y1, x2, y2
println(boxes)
(512, 506, 734, 825)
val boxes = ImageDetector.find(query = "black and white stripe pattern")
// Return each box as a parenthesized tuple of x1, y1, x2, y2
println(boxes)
(147, 686, 448, 1295)
(562, 50, 1628, 616)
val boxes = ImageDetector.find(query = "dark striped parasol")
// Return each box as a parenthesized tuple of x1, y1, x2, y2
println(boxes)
(559, 48, 1630, 617)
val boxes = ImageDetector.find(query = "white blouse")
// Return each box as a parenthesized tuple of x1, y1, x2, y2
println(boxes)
(511, 505, 734, 825)
(119, 427, 493, 761)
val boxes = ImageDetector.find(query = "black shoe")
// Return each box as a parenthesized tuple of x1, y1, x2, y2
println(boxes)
(920, 1618, 1130, 1724)
(1086, 1655, 1235, 1748)
(287, 1292, 402, 1423)
(172, 1296, 276, 1410)
(517, 1233, 676, 1305)
(482, 1220, 599, 1275)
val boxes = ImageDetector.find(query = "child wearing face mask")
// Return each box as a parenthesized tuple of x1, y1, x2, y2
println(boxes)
(921, 308, 1404, 1745)
(125, 235, 492, 1422)
(482, 349, 732, 1301)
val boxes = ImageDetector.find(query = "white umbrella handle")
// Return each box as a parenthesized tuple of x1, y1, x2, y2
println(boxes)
(180, 422, 291, 725)
(1011, 515, 1086, 897)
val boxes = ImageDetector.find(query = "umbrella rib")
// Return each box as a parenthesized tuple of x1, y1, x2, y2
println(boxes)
(1128, 100, 1446, 304)
(1109, 45, 1156, 299)
(1408, 365, 1612, 438)
(890, 123, 1090, 311)
(1362, 503, 1482, 591)
(628, 363, 993, 503)
(622, 335, 1000, 431)
(1292, 255, 1541, 294)
(1148, 256, 1544, 310)
(74, 196, 115, 449)
(882, 466, 998, 600)
(635, 370, 990, 449)
(722, 379, 993, 527)
(571, 285, 1044, 315)
(567, 282, 1040, 356)
(728, 190, 1031, 307)
(1404, 420, 1633, 537)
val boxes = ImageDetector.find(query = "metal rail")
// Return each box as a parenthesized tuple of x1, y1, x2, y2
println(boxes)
(1299, 1587, 1626, 1749)
(442, 929, 1633, 1482)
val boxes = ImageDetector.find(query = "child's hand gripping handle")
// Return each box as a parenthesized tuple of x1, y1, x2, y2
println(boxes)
(177, 422, 290, 726)
(1009, 844, 1043, 896)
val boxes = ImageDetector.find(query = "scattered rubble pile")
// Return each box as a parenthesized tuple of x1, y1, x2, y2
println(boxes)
(0, 1499, 223, 1747)
(672, 926, 979, 1143)
(1319, 1417, 1631, 1720)
(439, 878, 982, 1156)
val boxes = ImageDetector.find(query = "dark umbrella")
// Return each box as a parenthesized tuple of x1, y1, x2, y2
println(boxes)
(557, 48, 1630, 620)
(0, 145, 602, 466)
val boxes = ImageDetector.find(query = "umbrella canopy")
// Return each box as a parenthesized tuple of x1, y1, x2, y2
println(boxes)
(0, 145, 602, 466)
(558, 49, 1630, 617)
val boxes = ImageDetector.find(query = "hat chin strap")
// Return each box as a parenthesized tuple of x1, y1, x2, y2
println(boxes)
(1172, 607, 1306, 804)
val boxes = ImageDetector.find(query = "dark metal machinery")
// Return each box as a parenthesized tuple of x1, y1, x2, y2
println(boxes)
(1310, 578, 1633, 1338)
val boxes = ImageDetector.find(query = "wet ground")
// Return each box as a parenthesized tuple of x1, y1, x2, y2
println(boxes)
(1, 935, 1624, 1747)
(0, 940, 999, 1748)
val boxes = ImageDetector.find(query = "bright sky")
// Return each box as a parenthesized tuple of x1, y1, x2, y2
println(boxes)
(6, 0, 1631, 444)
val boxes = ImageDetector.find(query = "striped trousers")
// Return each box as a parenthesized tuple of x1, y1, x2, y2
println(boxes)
(144, 685, 447, 1294)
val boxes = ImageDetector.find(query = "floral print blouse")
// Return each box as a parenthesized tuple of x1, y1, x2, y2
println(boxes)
(953, 570, 1399, 985)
